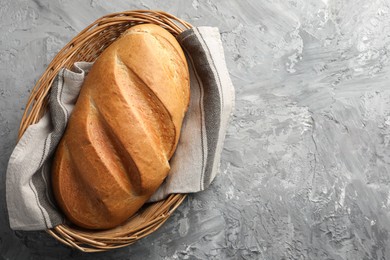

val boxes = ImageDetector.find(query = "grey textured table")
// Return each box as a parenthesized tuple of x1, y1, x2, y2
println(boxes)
(1, 0, 390, 259)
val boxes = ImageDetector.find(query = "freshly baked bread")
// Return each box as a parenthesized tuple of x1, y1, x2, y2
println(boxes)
(52, 24, 190, 229)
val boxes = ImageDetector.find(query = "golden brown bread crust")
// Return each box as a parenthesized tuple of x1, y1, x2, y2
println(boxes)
(52, 24, 190, 229)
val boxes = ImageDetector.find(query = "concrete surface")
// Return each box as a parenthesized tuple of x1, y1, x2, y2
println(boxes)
(1, 0, 390, 259)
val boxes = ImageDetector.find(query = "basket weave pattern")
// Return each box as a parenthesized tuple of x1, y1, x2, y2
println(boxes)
(18, 10, 191, 252)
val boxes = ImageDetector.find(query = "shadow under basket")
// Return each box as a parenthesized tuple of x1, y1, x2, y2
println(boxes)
(18, 10, 191, 253)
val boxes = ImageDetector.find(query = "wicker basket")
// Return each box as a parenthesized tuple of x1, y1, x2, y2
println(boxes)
(18, 10, 192, 252)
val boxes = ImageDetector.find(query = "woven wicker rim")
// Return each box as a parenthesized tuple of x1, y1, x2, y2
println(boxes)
(18, 10, 192, 252)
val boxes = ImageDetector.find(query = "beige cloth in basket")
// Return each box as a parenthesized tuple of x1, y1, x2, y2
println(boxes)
(6, 26, 235, 230)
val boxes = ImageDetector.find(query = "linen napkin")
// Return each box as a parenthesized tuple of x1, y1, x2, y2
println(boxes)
(6, 26, 235, 231)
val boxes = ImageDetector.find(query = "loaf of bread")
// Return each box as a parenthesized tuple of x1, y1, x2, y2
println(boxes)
(51, 24, 190, 229)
